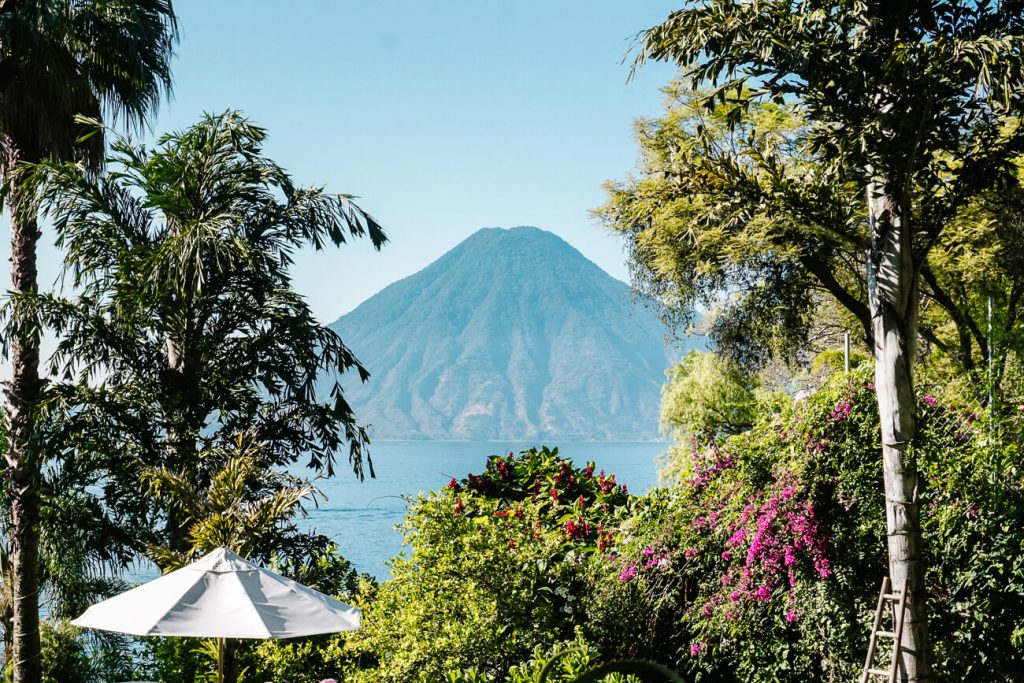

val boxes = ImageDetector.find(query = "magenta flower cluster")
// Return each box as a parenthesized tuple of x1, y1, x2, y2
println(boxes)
(688, 441, 736, 489)
(830, 399, 852, 421)
(704, 483, 831, 622)
(619, 544, 670, 582)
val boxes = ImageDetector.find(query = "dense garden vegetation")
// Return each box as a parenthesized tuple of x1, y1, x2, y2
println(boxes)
(59, 363, 1016, 681)
(3, 1, 1024, 682)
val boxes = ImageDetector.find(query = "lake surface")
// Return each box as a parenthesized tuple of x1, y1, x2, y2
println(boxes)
(305, 440, 666, 579)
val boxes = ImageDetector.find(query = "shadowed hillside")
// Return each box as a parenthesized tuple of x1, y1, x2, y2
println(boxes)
(327, 227, 699, 440)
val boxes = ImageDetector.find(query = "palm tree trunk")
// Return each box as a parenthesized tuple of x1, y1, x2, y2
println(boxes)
(867, 181, 933, 682)
(3, 142, 43, 683)
(164, 331, 193, 555)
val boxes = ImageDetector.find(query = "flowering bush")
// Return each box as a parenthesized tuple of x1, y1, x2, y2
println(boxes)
(449, 446, 627, 551)
(594, 367, 1024, 681)
(343, 447, 634, 683)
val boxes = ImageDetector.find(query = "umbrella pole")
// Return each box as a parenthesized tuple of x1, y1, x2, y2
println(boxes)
(217, 637, 225, 683)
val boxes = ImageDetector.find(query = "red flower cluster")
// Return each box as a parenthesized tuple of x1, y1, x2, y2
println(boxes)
(563, 517, 592, 540)
(447, 447, 631, 553)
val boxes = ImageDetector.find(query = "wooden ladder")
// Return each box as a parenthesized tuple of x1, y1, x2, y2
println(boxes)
(860, 576, 908, 683)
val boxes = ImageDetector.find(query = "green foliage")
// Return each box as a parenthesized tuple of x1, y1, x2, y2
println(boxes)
(605, 368, 1024, 680)
(0, 0, 177, 174)
(231, 556, 370, 682)
(343, 447, 632, 682)
(142, 431, 318, 568)
(595, 89, 831, 368)
(15, 619, 199, 683)
(242, 633, 357, 683)
(142, 637, 211, 683)
(660, 351, 757, 439)
(125, 397, 1024, 681)
(446, 639, 652, 683)
(39, 621, 90, 683)
(0, 406, 139, 663)
(1, 4, 178, 676)
(614, 12, 1024, 674)
(17, 111, 385, 574)
(138, 444, 369, 680)
(36, 620, 124, 683)
(531, 645, 683, 683)
(605, 2, 1024, 374)
(141, 549, 367, 683)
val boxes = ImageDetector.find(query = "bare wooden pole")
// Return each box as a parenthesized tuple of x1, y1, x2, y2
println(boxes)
(217, 637, 225, 683)
(845, 331, 851, 373)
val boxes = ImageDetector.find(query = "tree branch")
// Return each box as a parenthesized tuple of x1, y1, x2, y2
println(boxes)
(798, 253, 874, 348)
(920, 264, 988, 364)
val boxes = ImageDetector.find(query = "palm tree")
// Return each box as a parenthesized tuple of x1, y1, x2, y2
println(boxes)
(0, 2, 176, 679)
(33, 109, 385, 571)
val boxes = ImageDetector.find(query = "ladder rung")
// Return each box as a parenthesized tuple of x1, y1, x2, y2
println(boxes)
(867, 668, 890, 676)
(876, 630, 896, 638)
(883, 593, 902, 600)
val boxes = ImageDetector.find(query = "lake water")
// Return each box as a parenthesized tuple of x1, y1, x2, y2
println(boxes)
(118, 440, 666, 584)
(306, 440, 666, 579)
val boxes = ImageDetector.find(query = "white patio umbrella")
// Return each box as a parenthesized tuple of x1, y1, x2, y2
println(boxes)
(72, 547, 361, 682)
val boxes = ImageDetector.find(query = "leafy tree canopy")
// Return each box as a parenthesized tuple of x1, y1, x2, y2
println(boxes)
(660, 350, 758, 439)
(17, 110, 385, 557)
(617, 7, 1024, 676)
(596, 84, 1024, 374)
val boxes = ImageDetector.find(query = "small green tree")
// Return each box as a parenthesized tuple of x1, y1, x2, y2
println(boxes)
(660, 351, 757, 437)
(143, 432, 319, 568)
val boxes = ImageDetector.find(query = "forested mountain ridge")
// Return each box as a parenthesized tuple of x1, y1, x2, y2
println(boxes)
(326, 226, 694, 441)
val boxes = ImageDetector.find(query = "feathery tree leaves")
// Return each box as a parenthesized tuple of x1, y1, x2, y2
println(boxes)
(20, 110, 385, 559)
(659, 351, 757, 440)
(595, 89, 866, 368)
(597, 86, 1024, 376)
(143, 431, 321, 571)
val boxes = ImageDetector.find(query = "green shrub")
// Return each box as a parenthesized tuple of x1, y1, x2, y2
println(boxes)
(39, 620, 93, 683)
(343, 447, 633, 683)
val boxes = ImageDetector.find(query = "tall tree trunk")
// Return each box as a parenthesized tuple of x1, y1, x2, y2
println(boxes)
(867, 180, 933, 681)
(3, 141, 43, 683)
(163, 329, 196, 556)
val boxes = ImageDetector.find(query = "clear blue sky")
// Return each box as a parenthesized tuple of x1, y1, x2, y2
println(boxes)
(30, 1, 683, 322)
